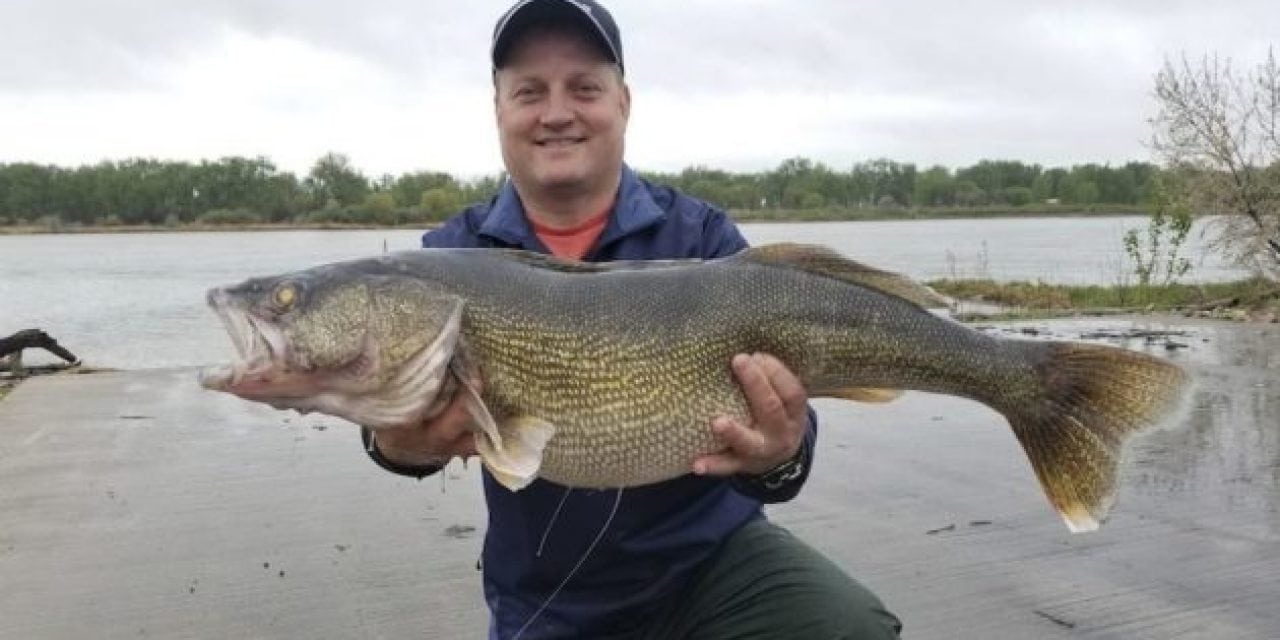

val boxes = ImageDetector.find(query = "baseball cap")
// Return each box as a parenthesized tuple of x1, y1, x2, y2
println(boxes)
(491, 0, 624, 74)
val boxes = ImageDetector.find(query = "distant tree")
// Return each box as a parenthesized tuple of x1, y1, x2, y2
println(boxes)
(914, 165, 955, 206)
(364, 192, 398, 224)
(1032, 168, 1067, 202)
(724, 182, 763, 210)
(853, 159, 916, 207)
(306, 152, 369, 207)
(391, 171, 456, 208)
(1002, 186, 1034, 207)
(420, 187, 462, 221)
(1070, 181, 1100, 205)
(1151, 49, 1280, 278)
(461, 174, 503, 205)
(799, 192, 826, 209)
(763, 157, 814, 209)
(954, 180, 987, 206)
(687, 179, 729, 207)
(957, 160, 1041, 201)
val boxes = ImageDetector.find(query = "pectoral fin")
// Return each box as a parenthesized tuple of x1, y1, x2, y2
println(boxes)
(453, 369, 556, 492)
(476, 416, 557, 492)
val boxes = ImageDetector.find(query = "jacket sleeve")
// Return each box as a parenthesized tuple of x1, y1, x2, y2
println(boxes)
(699, 204, 818, 504)
(699, 206, 749, 259)
(360, 427, 443, 480)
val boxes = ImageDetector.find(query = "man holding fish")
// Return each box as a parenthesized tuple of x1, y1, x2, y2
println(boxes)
(364, 0, 901, 637)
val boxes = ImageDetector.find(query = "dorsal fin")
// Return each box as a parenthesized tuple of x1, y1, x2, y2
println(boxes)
(495, 249, 700, 274)
(496, 250, 613, 273)
(733, 243, 951, 309)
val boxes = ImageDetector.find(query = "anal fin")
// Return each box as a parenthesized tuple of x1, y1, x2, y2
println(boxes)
(829, 387, 903, 403)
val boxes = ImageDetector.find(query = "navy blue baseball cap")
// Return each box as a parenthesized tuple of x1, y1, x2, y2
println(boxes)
(491, 0, 624, 75)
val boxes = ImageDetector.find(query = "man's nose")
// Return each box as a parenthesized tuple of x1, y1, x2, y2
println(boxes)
(539, 89, 575, 128)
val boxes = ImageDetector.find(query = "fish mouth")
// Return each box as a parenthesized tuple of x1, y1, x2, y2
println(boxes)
(198, 288, 296, 396)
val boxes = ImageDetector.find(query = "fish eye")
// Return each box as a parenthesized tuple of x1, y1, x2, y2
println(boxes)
(272, 283, 297, 310)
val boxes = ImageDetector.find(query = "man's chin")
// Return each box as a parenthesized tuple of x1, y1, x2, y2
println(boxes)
(530, 170, 591, 194)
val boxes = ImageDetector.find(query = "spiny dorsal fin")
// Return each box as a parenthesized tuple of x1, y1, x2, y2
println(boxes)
(497, 250, 613, 273)
(733, 243, 951, 309)
(497, 249, 698, 274)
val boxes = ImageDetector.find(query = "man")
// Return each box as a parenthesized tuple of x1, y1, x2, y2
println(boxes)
(362, 1, 901, 637)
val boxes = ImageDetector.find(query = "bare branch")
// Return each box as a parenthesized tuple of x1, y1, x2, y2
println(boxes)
(1150, 50, 1280, 277)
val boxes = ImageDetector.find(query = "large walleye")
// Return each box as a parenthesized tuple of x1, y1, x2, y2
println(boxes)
(199, 244, 1188, 533)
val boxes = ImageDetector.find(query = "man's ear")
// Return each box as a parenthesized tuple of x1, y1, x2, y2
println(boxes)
(621, 81, 631, 120)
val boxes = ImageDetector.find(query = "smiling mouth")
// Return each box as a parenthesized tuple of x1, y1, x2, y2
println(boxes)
(536, 137, 586, 147)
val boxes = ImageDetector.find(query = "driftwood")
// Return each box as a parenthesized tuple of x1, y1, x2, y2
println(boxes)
(0, 329, 79, 377)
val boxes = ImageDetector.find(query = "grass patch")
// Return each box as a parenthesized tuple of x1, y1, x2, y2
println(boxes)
(928, 277, 1279, 312)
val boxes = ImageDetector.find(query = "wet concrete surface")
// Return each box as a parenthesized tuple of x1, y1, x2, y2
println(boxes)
(0, 368, 489, 639)
(786, 317, 1279, 639)
(0, 317, 1276, 638)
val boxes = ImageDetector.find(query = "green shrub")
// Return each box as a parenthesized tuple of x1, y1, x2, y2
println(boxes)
(196, 208, 262, 225)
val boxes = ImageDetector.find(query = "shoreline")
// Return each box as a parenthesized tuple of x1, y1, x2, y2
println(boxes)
(0, 208, 1149, 236)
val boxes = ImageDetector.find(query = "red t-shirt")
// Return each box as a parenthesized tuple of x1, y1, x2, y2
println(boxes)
(529, 208, 611, 260)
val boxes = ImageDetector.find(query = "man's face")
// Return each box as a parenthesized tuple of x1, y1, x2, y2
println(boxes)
(494, 27, 630, 200)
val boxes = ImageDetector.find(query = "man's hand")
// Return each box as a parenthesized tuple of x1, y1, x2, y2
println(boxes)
(693, 353, 809, 477)
(371, 382, 480, 467)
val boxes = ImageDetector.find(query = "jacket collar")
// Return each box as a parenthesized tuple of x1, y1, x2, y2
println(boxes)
(478, 165, 665, 251)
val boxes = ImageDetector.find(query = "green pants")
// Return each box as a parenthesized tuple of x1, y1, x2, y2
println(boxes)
(642, 518, 902, 639)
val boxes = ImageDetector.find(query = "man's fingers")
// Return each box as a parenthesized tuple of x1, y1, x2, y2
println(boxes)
(692, 416, 763, 476)
(732, 353, 786, 425)
(692, 452, 742, 477)
(753, 353, 808, 421)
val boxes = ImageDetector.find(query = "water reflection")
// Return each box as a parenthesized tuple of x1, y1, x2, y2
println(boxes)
(994, 319, 1279, 538)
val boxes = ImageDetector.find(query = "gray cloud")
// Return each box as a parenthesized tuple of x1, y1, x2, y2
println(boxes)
(1, 0, 1276, 172)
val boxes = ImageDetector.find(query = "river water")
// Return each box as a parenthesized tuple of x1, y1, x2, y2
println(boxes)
(0, 216, 1256, 369)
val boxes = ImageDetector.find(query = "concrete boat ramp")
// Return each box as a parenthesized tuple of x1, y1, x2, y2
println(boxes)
(1, 318, 1278, 639)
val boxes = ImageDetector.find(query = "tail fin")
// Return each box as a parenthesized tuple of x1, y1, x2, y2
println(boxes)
(1001, 341, 1189, 533)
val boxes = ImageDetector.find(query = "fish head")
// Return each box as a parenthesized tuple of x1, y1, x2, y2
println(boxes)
(199, 262, 465, 425)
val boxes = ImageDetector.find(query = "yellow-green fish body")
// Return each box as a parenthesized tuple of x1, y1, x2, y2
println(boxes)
(200, 244, 1189, 533)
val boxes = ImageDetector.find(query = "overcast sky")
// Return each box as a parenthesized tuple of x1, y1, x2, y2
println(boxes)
(1, 1, 1276, 178)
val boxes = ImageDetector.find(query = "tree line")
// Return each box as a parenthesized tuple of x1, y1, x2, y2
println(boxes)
(0, 153, 502, 228)
(0, 153, 1163, 228)
(641, 158, 1158, 211)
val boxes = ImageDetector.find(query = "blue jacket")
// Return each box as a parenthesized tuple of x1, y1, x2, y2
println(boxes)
(406, 166, 818, 638)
